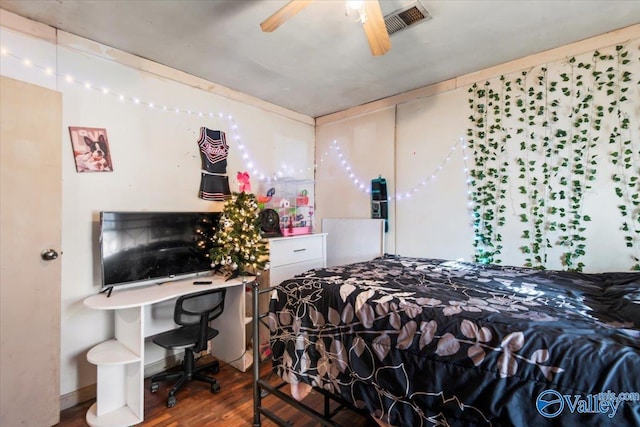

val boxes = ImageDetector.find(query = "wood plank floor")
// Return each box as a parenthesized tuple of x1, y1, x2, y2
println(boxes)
(56, 358, 375, 426)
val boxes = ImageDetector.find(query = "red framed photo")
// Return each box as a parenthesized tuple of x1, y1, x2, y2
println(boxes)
(69, 126, 113, 172)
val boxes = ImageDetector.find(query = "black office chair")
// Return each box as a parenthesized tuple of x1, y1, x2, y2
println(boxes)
(150, 288, 226, 408)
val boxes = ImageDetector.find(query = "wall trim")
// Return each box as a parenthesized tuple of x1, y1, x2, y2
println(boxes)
(59, 383, 94, 411)
(55, 31, 314, 126)
(0, 9, 56, 43)
(316, 23, 640, 126)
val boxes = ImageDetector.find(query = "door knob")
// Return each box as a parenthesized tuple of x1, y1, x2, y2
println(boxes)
(41, 249, 59, 261)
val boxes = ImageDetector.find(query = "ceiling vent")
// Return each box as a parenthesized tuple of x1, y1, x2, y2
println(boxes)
(384, 1, 432, 36)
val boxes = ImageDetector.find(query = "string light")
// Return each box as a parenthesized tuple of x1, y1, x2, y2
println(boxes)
(4, 45, 478, 221)
(1, 45, 315, 182)
(316, 137, 480, 255)
(316, 138, 472, 202)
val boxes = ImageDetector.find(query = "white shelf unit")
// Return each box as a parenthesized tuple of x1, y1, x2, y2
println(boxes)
(85, 305, 144, 426)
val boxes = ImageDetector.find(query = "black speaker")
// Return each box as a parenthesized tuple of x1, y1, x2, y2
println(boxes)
(259, 209, 282, 237)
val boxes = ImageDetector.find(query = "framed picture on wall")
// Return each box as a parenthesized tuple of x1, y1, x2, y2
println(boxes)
(68, 126, 113, 172)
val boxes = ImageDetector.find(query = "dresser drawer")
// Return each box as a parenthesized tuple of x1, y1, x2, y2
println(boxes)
(270, 259, 324, 286)
(269, 234, 325, 268)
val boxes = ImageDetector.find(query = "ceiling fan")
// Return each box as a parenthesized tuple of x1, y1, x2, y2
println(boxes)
(260, 0, 391, 56)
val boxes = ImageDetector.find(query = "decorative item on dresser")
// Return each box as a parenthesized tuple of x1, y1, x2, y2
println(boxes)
(258, 208, 282, 238)
(258, 178, 315, 237)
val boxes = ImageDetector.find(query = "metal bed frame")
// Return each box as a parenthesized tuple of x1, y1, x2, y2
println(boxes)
(251, 280, 375, 427)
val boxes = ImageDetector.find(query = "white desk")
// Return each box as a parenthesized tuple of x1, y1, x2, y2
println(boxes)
(83, 275, 252, 427)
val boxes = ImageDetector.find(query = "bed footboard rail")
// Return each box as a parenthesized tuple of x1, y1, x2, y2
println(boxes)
(252, 280, 271, 426)
(251, 281, 373, 427)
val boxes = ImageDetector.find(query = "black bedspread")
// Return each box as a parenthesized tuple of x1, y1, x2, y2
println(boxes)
(268, 255, 640, 427)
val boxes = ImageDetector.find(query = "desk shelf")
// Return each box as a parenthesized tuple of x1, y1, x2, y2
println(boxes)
(87, 340, 140, 366)
(86, 402, 141, 427)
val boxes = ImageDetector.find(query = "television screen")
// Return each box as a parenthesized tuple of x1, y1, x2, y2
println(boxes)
(100, 211, 221, 289)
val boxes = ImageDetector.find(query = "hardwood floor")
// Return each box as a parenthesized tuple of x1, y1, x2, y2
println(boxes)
(56, 358, 375, 426)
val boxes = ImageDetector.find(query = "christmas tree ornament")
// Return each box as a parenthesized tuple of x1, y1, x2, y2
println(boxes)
(210, 192, 268, 279)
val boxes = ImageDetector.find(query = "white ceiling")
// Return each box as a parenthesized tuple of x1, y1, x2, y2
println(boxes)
(1, 0, 639, 118)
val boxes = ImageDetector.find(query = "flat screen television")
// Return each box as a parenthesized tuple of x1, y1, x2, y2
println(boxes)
(99, 211, 221, 290)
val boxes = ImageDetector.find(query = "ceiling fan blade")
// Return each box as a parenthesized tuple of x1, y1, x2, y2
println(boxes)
(362, 0, 391, 56)
(260, 0, 313, 32)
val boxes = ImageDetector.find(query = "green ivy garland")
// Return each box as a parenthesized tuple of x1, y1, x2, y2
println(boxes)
(603, 45, 640, 270)
(467, 80, 508, 264)
(466, 41, 639, 271)
(552, 57, 598, 271)
(517, 67, 559, 268)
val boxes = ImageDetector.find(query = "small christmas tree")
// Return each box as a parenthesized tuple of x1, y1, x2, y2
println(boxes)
(210, 192, 268, 278)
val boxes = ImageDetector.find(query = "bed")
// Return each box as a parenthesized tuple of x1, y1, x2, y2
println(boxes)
(259, 255, 640, 426)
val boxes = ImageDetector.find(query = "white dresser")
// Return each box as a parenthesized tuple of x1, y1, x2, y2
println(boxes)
(268, 233, 327, 286)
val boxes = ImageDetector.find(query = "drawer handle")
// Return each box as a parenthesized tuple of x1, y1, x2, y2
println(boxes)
(293, 248, 307, 253)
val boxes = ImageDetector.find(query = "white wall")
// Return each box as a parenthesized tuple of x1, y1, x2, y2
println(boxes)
(395, 90, 473, 262)
(0, 13, 314, 398)
(315, 107, 397, 254)
(316, 25, 640, 273)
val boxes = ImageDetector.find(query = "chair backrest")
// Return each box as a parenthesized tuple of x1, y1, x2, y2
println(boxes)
(174, 288, 226, 352)
(175, 288, 226, 326)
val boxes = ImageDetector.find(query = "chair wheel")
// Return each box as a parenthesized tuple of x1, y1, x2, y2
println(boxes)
(150, 382, 159, 393)
(167, 396, 177, 408)
(211, 383, 221, 394)
(209, 364, 220, 375)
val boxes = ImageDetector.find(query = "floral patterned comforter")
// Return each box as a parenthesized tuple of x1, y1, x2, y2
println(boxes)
(268, 255, 640, 427)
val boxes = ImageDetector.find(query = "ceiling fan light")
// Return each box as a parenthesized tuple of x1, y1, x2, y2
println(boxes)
(346, 0, 363, 10)
(345, 0, 366, 23)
